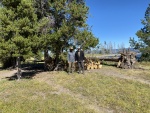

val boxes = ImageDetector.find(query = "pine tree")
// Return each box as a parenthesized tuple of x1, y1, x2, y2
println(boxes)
(52, 0, 98, 68)
(34, 0, 55, 70)
(130, 4, 150, 61)
(35, 0, 99, 70)
(0, 0, 99, 72)
(0, 0, 39, 79)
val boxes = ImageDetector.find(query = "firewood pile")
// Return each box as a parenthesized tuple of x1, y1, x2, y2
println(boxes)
(84, 57, 102, 70)
(44, 49, 136, 71)
(45, 56, 102, 71)
(117, 49, 136, 69)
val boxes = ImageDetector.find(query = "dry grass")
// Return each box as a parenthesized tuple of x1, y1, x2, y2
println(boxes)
(0, 63, 150, 113)
(0, 79, 95, 113)
(121, 62, 150, 81)
(47, 71, 150, 113)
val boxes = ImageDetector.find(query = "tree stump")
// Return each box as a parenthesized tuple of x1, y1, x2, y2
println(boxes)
(118, 49, 136, 69)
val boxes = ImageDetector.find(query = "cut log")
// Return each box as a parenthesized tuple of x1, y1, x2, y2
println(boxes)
(98, 65, 102, 69)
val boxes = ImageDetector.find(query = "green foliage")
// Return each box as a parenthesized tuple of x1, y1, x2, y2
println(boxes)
(0, 0, 40, 67)
(136, 4, 150, 61)
(129, 37, 142, 49)
(129, 4, 150, 61)
(75, 29, 99, 49)
(136, 4, 150, 47)
(35, 0, 98, 55)
(140, 47, 150, 61)
(0, 0, 99, 68)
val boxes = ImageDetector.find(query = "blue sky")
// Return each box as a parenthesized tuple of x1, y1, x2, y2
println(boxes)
(86, 0, 149, 48)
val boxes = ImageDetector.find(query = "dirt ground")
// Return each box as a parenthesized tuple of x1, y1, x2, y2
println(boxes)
(0, 65, 150, 85)
(0, 69, 17, 80)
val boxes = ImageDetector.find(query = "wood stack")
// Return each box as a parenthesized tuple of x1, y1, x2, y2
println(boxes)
(117, 49, 136, 69)
(84, 57, 102, 70)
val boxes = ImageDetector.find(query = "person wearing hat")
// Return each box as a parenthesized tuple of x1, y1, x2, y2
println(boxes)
(67, 46, 75, 74)
(75, 47, 85, 74)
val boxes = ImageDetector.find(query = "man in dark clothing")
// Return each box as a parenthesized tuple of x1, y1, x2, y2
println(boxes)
(75, 47, 85, 74)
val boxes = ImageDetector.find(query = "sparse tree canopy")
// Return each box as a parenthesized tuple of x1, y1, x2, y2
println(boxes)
(129, 4, 150, 61)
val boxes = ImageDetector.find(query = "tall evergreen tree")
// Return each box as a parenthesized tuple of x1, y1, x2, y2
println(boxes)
(0, 0, 99, 72)
(34, 0, 55, 70)
(136, 4, 150, 61)
(35, 0, 98, 70)
(129, 4, 150, 61)
(0, 0, 39, 79)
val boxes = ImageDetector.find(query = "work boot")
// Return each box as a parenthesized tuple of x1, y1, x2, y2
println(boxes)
(68, 71, 70, 75)
(78, 71, 81, 74)
(82, 71, 85, 75)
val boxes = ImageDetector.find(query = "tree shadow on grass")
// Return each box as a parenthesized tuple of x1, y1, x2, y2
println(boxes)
(5, 70, 44, 81)
(101, 61, 117, 67)
(5, 63, 45, 81)
(6, 70, 42, 81)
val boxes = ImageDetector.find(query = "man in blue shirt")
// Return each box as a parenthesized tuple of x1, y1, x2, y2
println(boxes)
(67, 47, 75, 74)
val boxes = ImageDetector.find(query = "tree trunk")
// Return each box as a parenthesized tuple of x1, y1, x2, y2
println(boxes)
(53, 50, 61, 71)
(54, 52, 60, 66)
(16, 57, 21, 80)
(44, 48, 49, 71)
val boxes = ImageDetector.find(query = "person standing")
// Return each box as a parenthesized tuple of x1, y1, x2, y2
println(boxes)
(67, 47, 75, 74)
(75, 47, 85, 74)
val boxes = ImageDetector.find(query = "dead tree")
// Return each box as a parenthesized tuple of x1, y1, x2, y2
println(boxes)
(117, 49, 136, 69)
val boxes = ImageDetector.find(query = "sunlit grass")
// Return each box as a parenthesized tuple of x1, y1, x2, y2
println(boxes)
(119, 62, 150, 80)
(100, 61, 150, 81)
(137, 62, 150, 70)
(0, 64, 150, 113)
(0, 79, 95, 113)
(51, 71, 150, 113)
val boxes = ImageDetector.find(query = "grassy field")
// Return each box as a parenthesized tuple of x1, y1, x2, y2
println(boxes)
(0, 63, 150, 113)
(0, 79, 95, 113)
(46, 71, 150, 113)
